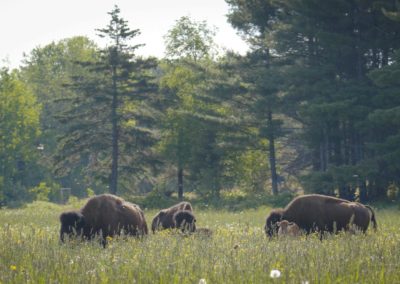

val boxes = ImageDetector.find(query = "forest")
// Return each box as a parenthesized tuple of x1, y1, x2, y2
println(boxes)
(1, 0, 400, 206)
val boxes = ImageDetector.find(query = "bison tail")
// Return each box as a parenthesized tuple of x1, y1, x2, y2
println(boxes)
(365, 205, 377, 231)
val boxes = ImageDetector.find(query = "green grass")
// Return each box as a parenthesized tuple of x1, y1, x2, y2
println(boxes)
(0, 201, 399, 283)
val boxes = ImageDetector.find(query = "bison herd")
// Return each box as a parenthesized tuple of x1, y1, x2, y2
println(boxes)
(59, 194, 197, 246)
(59, 193, 377, 246)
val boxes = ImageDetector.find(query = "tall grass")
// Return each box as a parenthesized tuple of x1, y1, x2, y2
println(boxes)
(0, 201, 399, 283)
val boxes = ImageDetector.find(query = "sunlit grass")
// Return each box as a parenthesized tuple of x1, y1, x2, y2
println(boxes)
(0, 201, 399, 283)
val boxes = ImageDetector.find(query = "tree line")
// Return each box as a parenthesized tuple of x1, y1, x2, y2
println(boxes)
(1, 2, 400, 205)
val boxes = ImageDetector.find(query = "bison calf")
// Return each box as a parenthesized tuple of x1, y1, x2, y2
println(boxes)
(194, 227, 213, 237)
(277, 220, 301, 237)
(173, 210, 196, 233)
(59, 194, 148, 246)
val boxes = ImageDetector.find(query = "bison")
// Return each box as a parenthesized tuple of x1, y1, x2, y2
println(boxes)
(265, 194, 377, 238)
(173, 210, 196, 233)
(59, 194, 148, 246)
(151, 201, 193, 233)
(277, 220, 301, 237)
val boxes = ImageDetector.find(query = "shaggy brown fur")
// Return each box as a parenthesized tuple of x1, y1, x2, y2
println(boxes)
(173, 210, 196, 233)
(59, 194, 148, 245)
(151, 201, 193, 233)
(277, 220, 301, 237)
(119, 201, 148, 236)
(265, 194, 377, 237)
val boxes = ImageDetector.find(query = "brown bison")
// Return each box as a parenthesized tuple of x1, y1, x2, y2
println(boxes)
(151, 201, 193, 233)
(277, 220, 301, 237)
(173, 210, 196, 233)
(265, 194, 377, 238)
(59, 194, 148, 246)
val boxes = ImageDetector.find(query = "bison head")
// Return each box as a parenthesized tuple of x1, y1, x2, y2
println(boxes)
(265, 209, 283, 237)
(174, 210, 196, 233)
(59, 211, 85, 242)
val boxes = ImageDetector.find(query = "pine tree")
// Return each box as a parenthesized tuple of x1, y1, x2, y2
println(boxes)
(366, 5, 400, 197)
(226, 0, 283, 195)
(226, 0, 400, 199)
(56, 6, 158, 195)
(271, 0, 400, 199)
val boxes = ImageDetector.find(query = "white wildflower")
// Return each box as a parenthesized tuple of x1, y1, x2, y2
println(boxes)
(270, 269, 281, 278)
(199, 278, 207, 284)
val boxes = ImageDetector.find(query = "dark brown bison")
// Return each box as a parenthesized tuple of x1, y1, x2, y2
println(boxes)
(151, 201, 193, 233)
(173, 210, 196, 233)
(265, 194, 377, 238)
(59, 194, 148, 246)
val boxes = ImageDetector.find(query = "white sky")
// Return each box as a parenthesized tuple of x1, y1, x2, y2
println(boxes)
(0, 0, 249, 69)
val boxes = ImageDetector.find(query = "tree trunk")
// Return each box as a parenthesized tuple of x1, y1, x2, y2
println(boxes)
(319, 127, 328, 171)
(110, 65, 119, 195)
(359, 180, 367, 203)
(267, 109, 278, 195)
(178, 167, 183, 200)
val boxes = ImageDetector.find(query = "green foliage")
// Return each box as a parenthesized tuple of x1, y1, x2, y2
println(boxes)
(3, 2, 400, 205)
(55, 6, 159, 195)
(27, 181, 61, 203)
(21, 36, 99, 196)
(226, 0, 400, 199)
(0, 176, 4, 202)
(366, 48, 400, 193)
(0, 68, 41, 202)
(195, 190, 295, 211)
(1, 203, 399, 283)
(86, 188, 95, 197)
(227, 148, 270, 193)
(159, 22, 249, 198)
(139, 188, 183, 209)
(29, 182, 51, 201)
(164, 16, 217, 61)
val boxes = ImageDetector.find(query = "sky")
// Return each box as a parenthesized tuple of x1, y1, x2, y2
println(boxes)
(0, 0, 249, 69)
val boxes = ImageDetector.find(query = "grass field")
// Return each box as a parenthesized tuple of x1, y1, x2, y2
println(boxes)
(0, 200, 399, 284)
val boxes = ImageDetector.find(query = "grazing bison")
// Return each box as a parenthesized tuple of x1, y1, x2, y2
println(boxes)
(265, 194, 377, 238)
(173, 210, 196, 233)
(151, 201, 193, 233)
(59, 194, 148, 246)
(277, 220, 301, 237)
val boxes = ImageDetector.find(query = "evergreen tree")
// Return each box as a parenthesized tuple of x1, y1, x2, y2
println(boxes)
(272, 0, 400, 199)
(56, 6, 158, 195)
(226, 0, 400, 199)
(226, 0, 283, 195)
(365, 5, 400, 197)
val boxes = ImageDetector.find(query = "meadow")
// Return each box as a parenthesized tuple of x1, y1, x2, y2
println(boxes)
(0, 200, 399, 284)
